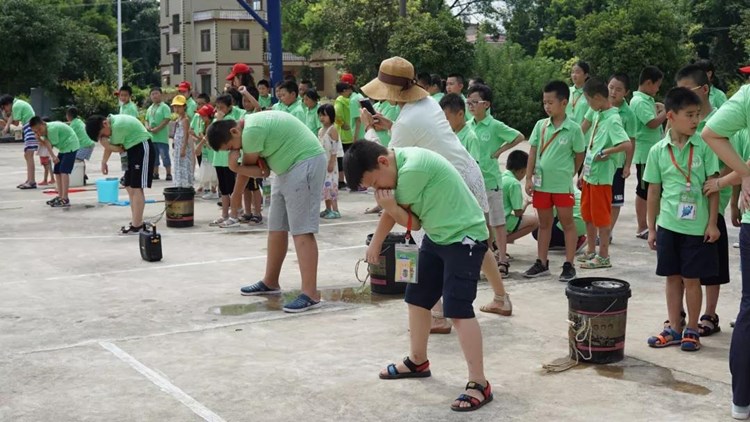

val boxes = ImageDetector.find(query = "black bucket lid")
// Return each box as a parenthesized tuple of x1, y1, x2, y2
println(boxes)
(566, 277, 631, 299)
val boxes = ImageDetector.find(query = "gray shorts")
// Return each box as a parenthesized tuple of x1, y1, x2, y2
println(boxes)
(486, 188, 506, 227)
(268, 153, 326, 235)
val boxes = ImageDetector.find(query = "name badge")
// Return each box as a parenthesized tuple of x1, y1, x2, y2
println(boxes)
(533, 167, 543, 188)
(395, 243, 419, 284)
(583, 153, 593, 177)
(677, 192, 697, 220)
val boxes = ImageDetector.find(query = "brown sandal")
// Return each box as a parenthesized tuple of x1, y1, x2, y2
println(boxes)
(480, 294, 512, 316)
(430, 316, 452, 334)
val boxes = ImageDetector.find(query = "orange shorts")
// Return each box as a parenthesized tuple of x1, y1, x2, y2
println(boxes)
(532, 191, 575, 209)
(581, 181, 613, 228)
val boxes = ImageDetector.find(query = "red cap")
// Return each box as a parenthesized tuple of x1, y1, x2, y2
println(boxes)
(113, 91, 120, 97)
(177, 81, 192, 92)
(340, 73, 355, 85)
(197, 104, 215, 118)
(226, 63, 252, 80)
(740, 66, 750, 76)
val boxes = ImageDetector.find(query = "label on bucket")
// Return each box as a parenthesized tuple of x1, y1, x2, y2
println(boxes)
(166, 200, 194, 219)
(569, 310, 627, 352)
(368, 260, 387, 280)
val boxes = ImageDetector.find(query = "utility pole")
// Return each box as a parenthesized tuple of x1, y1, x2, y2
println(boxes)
(117, 0, 123, 88)
(400, 0, 406, 17)
(236, 0, 282, 101)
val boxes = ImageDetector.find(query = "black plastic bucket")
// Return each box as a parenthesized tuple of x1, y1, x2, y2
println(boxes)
(163, 187, 195, 228)
(566, 277, 631, 364)
(366, 233, 416, 295)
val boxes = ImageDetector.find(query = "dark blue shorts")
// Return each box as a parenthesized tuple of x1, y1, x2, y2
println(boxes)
(656, 226, 719, 279)
(405, 235, 488, 319)
(701, 215, 730, 285)
(53, 151, 78, 174)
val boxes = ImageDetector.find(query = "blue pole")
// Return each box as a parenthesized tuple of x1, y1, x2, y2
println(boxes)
(235, 0, 283, 103)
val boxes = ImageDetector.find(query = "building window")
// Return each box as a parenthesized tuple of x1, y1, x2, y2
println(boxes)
(173, 54, 181, 75)
(253, 0, 262, 10)
(231, 29, 250, 51)
(200, 30, 211, 52)
(172, 14, 180, 34)
(164, 34, 170, 56)
(164, 0, 169, 17)
(201, 75, 212, 95)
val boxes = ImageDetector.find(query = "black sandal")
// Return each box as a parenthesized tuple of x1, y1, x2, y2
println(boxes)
(451, 381, 494, 412)
(379, 356, 431, 380)
(698, 314, 721, 337)
(120, 223, 144, 235)
(498, 261, 510, 277)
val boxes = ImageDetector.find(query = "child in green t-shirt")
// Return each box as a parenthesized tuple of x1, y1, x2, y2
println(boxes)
(643, 87, 720, 352)
(256, 80, 273, 110)
(343, 141, 493, 412)
(566, 60, 592, 127)
(503, 150, 538, 243)
(30, 117, 80, 207)
(578, 78, 632, 269)
(145, 87, 173, 181)
(271, 80, 305, 123)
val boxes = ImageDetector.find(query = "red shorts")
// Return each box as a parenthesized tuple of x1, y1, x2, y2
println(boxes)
(581, 181, 613, 227)
(39, 156, 50, 166)
(532, 191, 575, 210)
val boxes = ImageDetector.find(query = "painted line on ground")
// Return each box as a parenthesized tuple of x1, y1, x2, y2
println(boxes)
(99, 341, 226, 422)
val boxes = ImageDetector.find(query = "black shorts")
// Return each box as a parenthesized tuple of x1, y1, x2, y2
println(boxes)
(612, 167, 625, 206)
(53, 151, 78, 174)
(656, 227, 719, 279)
(123, 140, 155, 189)
(405, 235, 488, 319)
(636, 163, 649, 200)
(245, 178, 264, 192)
(532, 217, 566, 249)
(215, 166, 236, 196)
(701, 215, 730, 285)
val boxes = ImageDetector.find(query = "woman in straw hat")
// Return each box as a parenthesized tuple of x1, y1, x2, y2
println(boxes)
(356, 56, 506, 410)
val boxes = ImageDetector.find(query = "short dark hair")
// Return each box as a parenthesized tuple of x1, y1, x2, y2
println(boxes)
(664, 87, 702, 113)
(609, 73, 630, 90)
(574, 60, 591, 75)
(257, 79, 270, 88)
(430, 74, 443, 90)
(695, 59, 715, 74)
(283, 74, 297, 84)
(276, 80, 298, 96)
(447, 73, 465, 85)
(0, 95, 14, 107)
(544, 80, 570, 101)
(85, 115, 107, 141)
(41, 116, 52, 123)
(66, 106, 79, 118)
(675, 64, 709, 87)
(470, 77, 485, 85)
(417, 72, 431, 88)
(28, 116, 43, 127)
(583, 77, 608, 98)
(119, 85, 132, 95)
(215, 94, 233, 107)
(467, 84, 492, 104)
(343, 139, 389, 190)
(439, 93, 465, 114)
(197, 93, 211, 102)
(506, 150, 529, 172)
(225, 88, 242, 108)
(336, 82, 352, 94)
(639, 66, 663, 85)
(206, 119, 238, 151)
(304, 88, 320, 102)
(300, 79, 313, 87)
(317, 103, 335, 122)
(150, 87, 162, 94)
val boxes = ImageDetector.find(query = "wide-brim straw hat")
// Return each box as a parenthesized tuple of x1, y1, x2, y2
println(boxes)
(361, 57, 428, 103)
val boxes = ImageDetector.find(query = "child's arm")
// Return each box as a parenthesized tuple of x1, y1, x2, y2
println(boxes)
(646, 183, 661, 250)
(731, 185, 742, 227)
(328, 153, 337, 173)
(493, 134, 525, 158)
(239, 86, 261, 112)
(40, 139, 57, 163)
(180, 118, 189, 157)
(375, 189, 422, 231)
(580, 118, 592, 134)
(573, 151, 585, 175)
(706, 175, 721, 243)
(525, 146, 538, 195)
(622, 139, 634, 178)
(646, 110, 667, 129)
(151, 114, 170, 133)
(595, 139, 632, 161)
(366, 213, 397, 264)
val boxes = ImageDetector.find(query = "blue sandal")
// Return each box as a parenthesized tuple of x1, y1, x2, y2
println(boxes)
(681, 328, 701, 352)
(647, 327, 682, 348)
(240, 281, 281, 296)
(282, 293, 321, 313)
(451, 381, 493, 412)
(379, 356, 431, 380)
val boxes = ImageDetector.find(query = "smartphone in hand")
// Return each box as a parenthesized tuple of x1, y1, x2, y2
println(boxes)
(359, 98, 377, 116)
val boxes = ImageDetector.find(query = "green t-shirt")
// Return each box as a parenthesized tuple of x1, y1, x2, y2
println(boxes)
(555, 188, 586, 236)
(586, 102, 637, 168)
(212, 107, 247, 167)
(502, 170, 524, 231)
(12, 99, 34, 125)
(349, 92, 366, 140)
(709, 86, 727, 110)
(566, 86, 590, 127)
(108, 114, 150, 150)
(582, 108, 629, 185)
(119, 101, 139, 118)
(393, 147, 489, 245)
(461, 94, 472, 122)
(190, 114, 212, 162)
(642, 131, 720, 236)
(258, 95, 272, 110)
(455, 124, 481, 162)
(374, 101, 401, 147)
(697, 109, 732, 213)
(431, 92, 444, 103)
(470, 114, 521, 190)
(334, 95, 353, 144)
(528, 116, 586, 194)
(146, 102, 171, 144)
(241, 110, 324, 174)
(69, 118, 95, 149)
(303, 103, 322, 135)
(272, 97, 306, 123)
(186, 97, 197, 119)
(45, 121, 80, 153)
(731, 128, 750, 223)
(631, 91, 664, 164)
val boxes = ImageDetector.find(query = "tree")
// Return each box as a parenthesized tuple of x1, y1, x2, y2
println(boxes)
(122, 1, 161, 87)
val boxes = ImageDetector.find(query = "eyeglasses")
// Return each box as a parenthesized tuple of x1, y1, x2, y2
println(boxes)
(689, 85, 705, 91)
(466, 100, 487, 106)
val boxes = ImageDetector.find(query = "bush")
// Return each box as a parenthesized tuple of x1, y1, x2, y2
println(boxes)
(472, 41, 566, 136)
(61, 79, 118, 117)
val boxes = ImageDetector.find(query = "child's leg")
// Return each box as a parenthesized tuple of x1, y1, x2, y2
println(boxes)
(54, 172, 63, 198)
(252, 189, 263, 216)
(666, 275, 686, 329)
(585, 221, 597, 255)
(292, 233, 319, 300)
(556, 206, 578, 264)
(494, 225, 508, 261)
(25, 150, 35, 184)
(683, 278, 703, 331)
(243, 190, 252, 216)
(127, 187, 146, 227)
(610, 206, 622, 232)
(324, 199, 332, 211)
(60, 174, 70, 200)
(331, 199, 339, 212)
(42, 162, 49, 183)
(507, 215, 539, 243)
(49, 163, 55, 183)
(262, 231, 289, 288)
(220, 195, 230, 219)
(635, 196, 647, 233)
(705, 285, 720, 316)
(598, 225, 612, 258)
(536, 208, 555, 262)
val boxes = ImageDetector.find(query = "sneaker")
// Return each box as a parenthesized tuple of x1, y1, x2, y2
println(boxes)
(282, 293, 322, 313)
(165, 174, 173, 181)
(202, 192, 215, 200)
(732, 404, 750, 420)
(338, 181, 347, 190)
(239, 214, 253, 223)
(575, 235, 587, 253)
(731, 319, 736, 328)
(209, 217, 227, 227)
(153, 173, 160, 180)
(559, 262, 576, 282)
(329, 211, 341, 219)
(248, 214, 263, 224)
(320, 209, 331, 218)
(51, 198, 70, 208)
(240, 280, 281, 296)
(219, 217, 240, 228)
(46, 196, 61, 206)
(523, 259, 550, 278)
(576, 252, 596, 263)
(322, 210, 341, 219)
(580, 255, 612, 269)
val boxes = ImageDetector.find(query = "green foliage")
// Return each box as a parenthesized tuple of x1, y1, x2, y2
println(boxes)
(62, 80, 118, 117)
(473, 41, 566, 136)
(388, 11, 474, 77)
